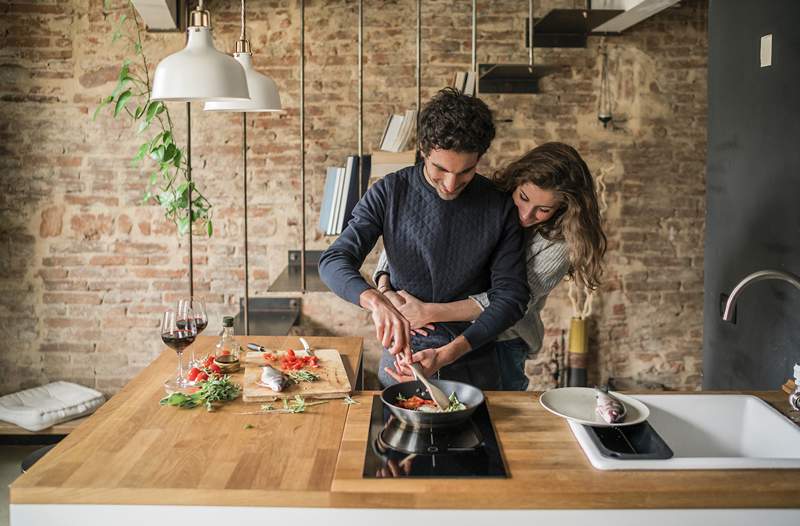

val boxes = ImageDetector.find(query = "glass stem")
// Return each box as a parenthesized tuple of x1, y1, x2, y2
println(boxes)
(177, 350, 185, 381)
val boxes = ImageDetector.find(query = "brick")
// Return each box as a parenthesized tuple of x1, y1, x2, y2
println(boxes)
(88, 255, 148, 266)
(70, 213, 113, 240)
(40, 343, 94, 353)
(40, 205, 65, 237)
(43, 292, 102, 305)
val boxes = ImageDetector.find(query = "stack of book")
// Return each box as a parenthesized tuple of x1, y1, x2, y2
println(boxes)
(318, 155, 371, 236)
(452, 70, 477, 96)
(378, 109, 417, 152)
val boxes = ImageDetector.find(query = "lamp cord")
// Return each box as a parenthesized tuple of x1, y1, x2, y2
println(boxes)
(240, 0, 246, 40)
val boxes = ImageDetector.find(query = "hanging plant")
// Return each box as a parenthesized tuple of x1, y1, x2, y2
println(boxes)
(93, 1, 213, 237)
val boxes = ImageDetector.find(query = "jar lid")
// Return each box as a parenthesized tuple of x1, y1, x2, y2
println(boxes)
(222, 316, 234, 327)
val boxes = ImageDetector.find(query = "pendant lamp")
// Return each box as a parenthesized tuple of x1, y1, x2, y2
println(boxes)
(204, 1, 282, 112)
(151, 0, 250, 102)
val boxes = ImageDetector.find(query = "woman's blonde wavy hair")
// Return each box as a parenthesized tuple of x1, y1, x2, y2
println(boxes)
(494, 142, 607, 290)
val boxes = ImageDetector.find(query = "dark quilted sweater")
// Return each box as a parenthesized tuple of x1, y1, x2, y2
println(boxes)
(318, 163, 530, 350)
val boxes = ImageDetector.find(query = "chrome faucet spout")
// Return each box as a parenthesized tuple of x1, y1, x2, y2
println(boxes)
(722, 269, 800, 322)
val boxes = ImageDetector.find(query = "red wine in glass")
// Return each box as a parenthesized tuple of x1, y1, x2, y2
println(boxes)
(178, 298, 208, 366)
(161, 329, 196, 352)
(161, 309, 196, 392)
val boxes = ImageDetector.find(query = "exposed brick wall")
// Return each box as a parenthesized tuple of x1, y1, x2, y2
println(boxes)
(0, 0, 706, 395)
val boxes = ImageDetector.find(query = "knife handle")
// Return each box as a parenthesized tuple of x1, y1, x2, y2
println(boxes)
(247, 343, 266, 352)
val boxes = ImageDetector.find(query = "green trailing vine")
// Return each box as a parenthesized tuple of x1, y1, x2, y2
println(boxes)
(94, 1, 213, 237)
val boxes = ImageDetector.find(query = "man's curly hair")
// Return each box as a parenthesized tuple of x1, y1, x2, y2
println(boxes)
(418, 87, 495, 157)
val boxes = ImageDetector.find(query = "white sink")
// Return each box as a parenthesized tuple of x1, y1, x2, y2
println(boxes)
(570, 394, 800, 470)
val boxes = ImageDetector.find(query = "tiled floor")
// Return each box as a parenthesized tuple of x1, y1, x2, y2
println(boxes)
(0, 447, 38, 526)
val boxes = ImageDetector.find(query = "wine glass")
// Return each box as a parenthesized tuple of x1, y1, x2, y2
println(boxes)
(178, 298, 207, 366)
(161, 308, 197, 393)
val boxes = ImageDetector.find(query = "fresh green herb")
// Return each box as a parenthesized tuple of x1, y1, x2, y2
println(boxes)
(445, 392, 466, 412)
(287, 370, 320, 384)
(93, 1, 214, 237)
(235, 396, 331, 416)
(159, 375, 240, 412)
(343, 395, 360, 405)
(244, 424, 254, 429)
(395, 393, 407, 402)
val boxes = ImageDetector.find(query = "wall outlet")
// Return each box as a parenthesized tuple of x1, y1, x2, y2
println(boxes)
(760, 34, 773, 67)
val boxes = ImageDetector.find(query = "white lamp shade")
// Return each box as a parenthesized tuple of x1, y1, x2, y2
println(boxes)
(204, 53, 282, 112)
(151, 27, 250, 102)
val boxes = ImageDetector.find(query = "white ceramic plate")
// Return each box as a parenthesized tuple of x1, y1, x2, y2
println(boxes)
(539, 387, 650, 427)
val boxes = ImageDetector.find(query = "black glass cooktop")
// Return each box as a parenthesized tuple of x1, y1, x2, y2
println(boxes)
(362, 395, 507, 478)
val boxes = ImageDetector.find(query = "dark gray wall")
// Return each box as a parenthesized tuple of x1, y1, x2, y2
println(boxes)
(704, 0, 800, 389)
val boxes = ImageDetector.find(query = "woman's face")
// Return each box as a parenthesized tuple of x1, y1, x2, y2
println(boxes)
(512, 182, 561, 228)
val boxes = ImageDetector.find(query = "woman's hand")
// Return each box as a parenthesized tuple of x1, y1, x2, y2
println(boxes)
(396, 290, 435, 329)
(384, 348, 441, 382)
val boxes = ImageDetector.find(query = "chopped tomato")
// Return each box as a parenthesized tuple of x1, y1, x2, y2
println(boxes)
(397, 396, 436, 410)
(187, 367, 200, 381)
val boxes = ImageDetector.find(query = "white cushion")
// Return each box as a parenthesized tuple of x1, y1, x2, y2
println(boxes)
(0, 381, 105, 432)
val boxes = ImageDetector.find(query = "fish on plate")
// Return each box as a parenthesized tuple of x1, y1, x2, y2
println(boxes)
(259, 365, 289, 392)
(595, 387, 626, 424)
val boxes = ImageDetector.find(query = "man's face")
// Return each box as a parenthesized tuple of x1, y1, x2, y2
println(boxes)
(422, 148, 480, 201)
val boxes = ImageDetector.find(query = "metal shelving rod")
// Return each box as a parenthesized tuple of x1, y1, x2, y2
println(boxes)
(242, 111, 250, 335)
(187, 101, 193, 298)
(299, 0, 306, 292)
(358, 0, 363, 196)
(416, 0, 421, 128)
(472, 0, 477, 71)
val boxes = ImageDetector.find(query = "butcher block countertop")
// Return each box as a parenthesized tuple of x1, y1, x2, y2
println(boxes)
(10, 335, 800, 510)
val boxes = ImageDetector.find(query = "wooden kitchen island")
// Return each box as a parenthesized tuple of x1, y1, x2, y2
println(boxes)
(10, 335, 800, 525)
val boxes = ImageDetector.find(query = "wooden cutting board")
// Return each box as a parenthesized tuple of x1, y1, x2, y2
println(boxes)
(242, 349, 352, 402)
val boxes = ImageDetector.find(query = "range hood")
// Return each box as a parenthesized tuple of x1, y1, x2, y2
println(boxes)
(532, 0, 682, 47)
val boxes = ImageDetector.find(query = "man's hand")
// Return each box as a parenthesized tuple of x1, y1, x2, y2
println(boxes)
(359, 288, 411, 359)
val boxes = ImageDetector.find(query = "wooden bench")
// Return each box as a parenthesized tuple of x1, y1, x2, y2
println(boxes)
(0, 416, 90, 445)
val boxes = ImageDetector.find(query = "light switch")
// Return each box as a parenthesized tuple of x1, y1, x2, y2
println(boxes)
(760, 34, 772, 67)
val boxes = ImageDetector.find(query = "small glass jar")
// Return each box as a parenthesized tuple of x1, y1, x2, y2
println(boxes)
(215, 316, 239, 360)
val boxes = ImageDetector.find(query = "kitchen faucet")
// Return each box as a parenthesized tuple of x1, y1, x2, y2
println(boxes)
(721, 269, 800, 411)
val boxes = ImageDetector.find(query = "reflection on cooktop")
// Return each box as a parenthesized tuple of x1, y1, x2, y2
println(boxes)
(362, 396, 507, 478)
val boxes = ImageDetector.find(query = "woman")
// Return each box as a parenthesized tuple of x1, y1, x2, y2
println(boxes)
(376, 142, 607, 390)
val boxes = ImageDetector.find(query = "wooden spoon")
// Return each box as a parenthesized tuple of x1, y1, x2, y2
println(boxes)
(409, 362, 451, 411)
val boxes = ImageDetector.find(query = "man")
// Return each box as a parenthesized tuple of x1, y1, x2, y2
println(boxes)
(318, 88, 529, 389)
